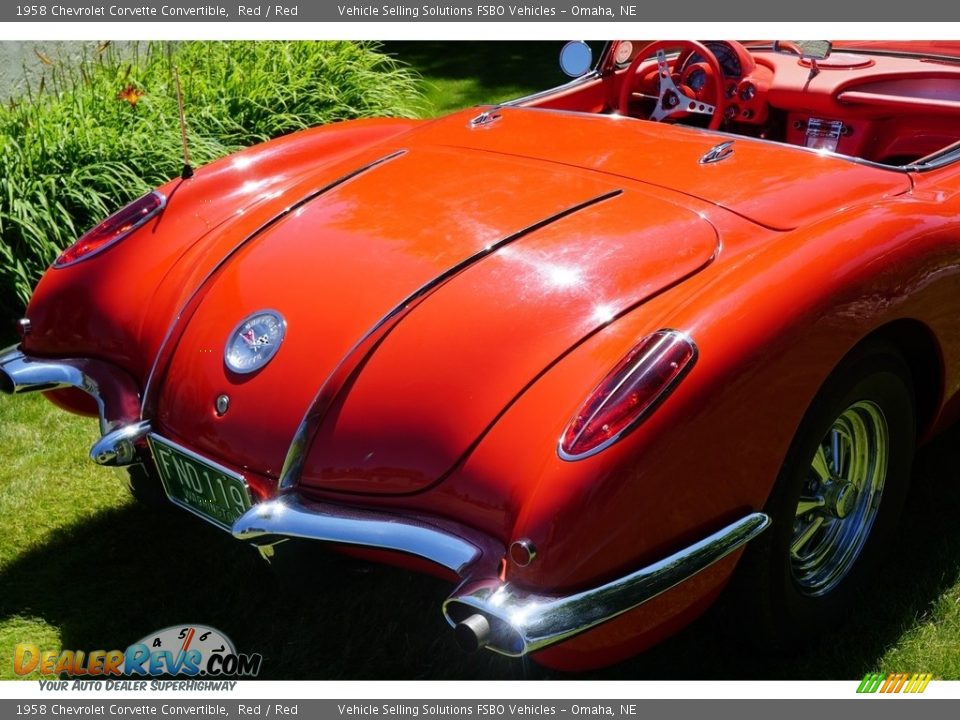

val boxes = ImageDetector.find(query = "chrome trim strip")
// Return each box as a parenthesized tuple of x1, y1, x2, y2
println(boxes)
(276, 188, 623, 491)
(231, 491, 504, 578)
(0, 345, 140, 435)
(469, 107, 502, 127)
(503, 69, 603, 107)
(140, 150, 407, 420)
(443, 512, 770, 657)
(700, 140, 735, 164)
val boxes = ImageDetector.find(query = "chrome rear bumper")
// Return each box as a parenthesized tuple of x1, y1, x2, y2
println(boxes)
(232, 489, 770, 657)
(443, 512, 770, 656)
(231, 492, 506, 578)
(0, 345, 148, 463)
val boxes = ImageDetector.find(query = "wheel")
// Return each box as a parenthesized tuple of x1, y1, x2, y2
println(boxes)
(734, 342, 915, 643)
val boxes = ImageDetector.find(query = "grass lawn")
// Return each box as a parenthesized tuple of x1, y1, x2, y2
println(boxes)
(380, 41, 578, 115)
(2, 41, 960, 682)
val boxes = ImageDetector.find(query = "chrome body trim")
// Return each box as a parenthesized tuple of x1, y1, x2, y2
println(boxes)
(0, 345, 140, 435)
(276, 189, 623, 491)
(469, 108, 502, 127)
(700, 141, 735, 164)
(140, 150, 406, 420)
(231, 491, 504, 578)
(504, 69, 604, 107)
(443, 512, 771, 657)
(91, 420, 152, 466)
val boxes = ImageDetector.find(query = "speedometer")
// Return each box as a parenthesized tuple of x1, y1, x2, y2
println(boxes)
(688, 41, 743, 78)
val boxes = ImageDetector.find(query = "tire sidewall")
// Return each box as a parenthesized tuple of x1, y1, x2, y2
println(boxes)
(754, 343, 915, 639)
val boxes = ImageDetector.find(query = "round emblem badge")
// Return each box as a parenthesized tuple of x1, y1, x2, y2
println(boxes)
(224, 310, 286, 374)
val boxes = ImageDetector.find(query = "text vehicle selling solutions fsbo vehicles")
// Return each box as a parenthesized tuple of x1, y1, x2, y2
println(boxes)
(5, 40, 960, 669)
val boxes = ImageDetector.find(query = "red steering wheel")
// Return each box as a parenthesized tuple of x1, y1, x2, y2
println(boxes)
(618, 41, 726, 130)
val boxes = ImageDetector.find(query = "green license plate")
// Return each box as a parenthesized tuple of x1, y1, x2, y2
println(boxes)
(149, 434, 253, 531)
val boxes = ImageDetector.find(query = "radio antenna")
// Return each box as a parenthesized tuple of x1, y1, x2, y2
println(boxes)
(173, 66, 194, 179)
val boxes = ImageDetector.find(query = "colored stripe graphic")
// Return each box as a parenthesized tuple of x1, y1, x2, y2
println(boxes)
(857, 672, 932, 693)
(857, 673, 885, 693)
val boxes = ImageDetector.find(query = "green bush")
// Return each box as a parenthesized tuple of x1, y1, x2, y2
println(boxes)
(0, 41, 422, 315)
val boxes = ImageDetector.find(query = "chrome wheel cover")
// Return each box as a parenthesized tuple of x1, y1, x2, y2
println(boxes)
(790, 400, 888, 596)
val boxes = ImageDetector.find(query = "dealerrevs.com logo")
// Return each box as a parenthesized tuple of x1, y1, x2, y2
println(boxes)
(14, 625, 262, 678)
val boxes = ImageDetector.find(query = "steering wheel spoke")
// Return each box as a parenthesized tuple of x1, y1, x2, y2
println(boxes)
(619, 41, 726, 130)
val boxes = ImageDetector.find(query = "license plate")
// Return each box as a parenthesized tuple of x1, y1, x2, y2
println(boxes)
(148, 434, 253, 531)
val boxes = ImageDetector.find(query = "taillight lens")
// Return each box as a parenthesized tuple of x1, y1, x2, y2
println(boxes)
(559, 330, 698, 460)
(54, 191, 166, 267)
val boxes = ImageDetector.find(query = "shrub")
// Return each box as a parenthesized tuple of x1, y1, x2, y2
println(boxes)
(0, 41, 422, 315)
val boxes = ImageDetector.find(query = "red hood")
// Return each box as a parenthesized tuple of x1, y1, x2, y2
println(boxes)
(156, 144, 718, 491)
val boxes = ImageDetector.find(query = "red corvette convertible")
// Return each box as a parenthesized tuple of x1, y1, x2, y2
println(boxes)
(3, 40, 960, 670)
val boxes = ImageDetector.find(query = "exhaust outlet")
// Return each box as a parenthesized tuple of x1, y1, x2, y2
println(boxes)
(443, 513, 771, 657)
(453, 613, 491, 653)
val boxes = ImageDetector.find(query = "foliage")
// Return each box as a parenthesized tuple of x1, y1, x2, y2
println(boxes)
(0, 41, 421, 312)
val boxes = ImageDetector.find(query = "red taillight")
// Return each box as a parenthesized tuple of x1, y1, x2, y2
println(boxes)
(559, 330, 698, 460)
(54, 191, 165, 267)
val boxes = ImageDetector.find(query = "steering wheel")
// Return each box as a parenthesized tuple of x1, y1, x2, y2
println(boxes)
(618, 41, 726, 130)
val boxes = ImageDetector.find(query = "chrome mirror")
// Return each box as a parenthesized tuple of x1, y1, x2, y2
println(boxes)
(559, 41, 593, 78)
(773, 41, 832, 79)
(773, 40, 833, 60)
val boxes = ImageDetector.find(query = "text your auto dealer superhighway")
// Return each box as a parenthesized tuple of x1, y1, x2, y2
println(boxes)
(47, 4, 228, 16)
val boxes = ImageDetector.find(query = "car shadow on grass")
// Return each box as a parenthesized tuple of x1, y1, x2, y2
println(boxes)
(2, 422, 960, 680)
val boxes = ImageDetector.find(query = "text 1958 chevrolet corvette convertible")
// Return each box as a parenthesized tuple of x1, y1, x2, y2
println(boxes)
(3, 39, 960, 670)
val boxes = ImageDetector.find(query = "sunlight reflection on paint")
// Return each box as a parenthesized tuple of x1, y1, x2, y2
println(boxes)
(240, 179, 268, 194)
(542, 264, 582, 289)
(592, 304, 617, 324)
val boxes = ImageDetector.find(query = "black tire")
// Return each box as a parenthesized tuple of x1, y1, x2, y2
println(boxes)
(734, 341, 915, 645)
(126, 462, 173, 512)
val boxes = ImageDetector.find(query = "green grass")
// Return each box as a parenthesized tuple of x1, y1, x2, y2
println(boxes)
(381, 41, 577, 115)
(2, 41, 960, 681)
(2, 391, 960, 680)
(0, 41, 421, 316)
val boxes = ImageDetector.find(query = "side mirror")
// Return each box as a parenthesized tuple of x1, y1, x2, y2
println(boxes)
(559, 41, 593, 78)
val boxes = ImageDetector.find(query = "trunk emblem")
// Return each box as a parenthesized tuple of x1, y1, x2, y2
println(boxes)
(225, 310, 286, 375)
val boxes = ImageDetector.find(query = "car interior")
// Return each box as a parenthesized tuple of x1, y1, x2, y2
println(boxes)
(514, 40, 960, 169)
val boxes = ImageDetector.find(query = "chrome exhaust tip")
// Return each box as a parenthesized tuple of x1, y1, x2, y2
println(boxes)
(443, 513, 771, 657)
(453, 613, 492, 653)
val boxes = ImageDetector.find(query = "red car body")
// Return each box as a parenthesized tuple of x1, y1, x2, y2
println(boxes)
(3, 40, 960, 670)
